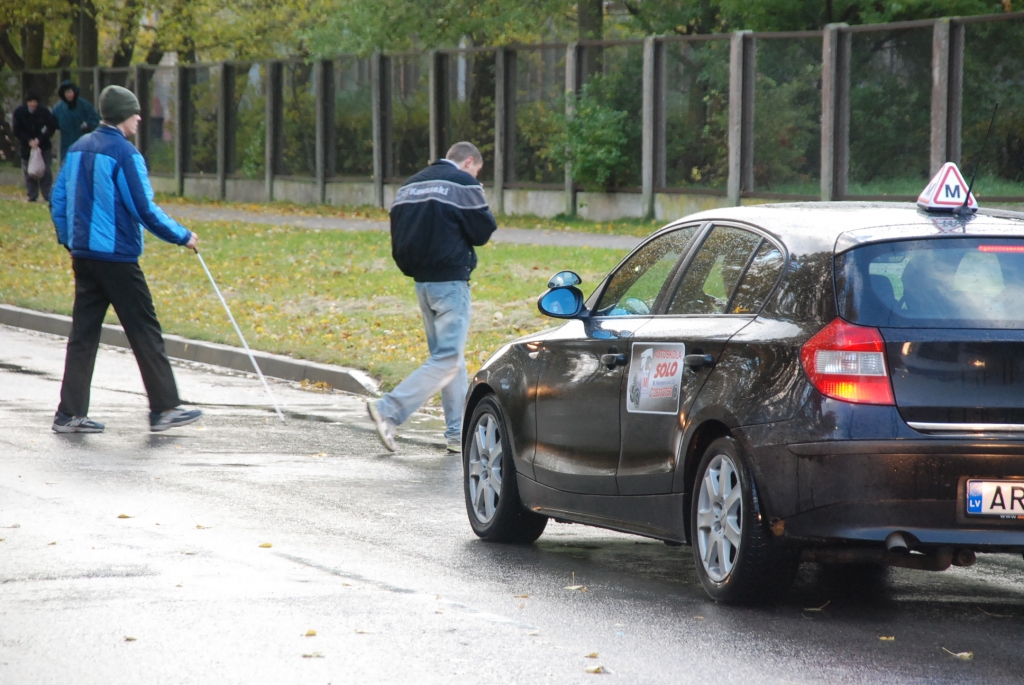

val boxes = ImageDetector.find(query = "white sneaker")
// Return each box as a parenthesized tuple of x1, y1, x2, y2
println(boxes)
(446, 437, 462, 453)
(367, 401, 398, 452)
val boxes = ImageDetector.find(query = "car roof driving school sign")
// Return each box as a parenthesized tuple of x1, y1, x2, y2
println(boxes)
(917, 162, 978, 212)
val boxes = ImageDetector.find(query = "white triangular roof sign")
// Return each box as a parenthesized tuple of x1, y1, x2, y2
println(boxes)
(917, 162, 978, 212)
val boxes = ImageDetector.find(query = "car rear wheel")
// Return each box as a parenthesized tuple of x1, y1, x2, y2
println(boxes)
(691, 436, 797, 604)
(464, 396, 547, 543)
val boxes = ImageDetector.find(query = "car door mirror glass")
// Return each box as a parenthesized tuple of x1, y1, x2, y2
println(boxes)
(538, 287, 584, 318)
(548, 271, 582, 289)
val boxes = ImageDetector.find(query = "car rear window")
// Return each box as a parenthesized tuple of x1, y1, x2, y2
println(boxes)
(835, 238, 1024, 329)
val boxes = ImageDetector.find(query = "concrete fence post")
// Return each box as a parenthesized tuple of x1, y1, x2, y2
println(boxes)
(931, 18, 964, 172)
(315, 59, 333, 204)
(217, 62, 231, 200)
(264, 61, 282, 201)
(564, 42, 580, 217)
(820, 23, 851, 201)
(370, 52, 391, 208)
(493, 48, 512, 215)
(429, 51, 450, 162)
(641, 36, 661, 220)
(727, 31, 755, 206)
(92, 68, 102, 109)
(174, 65, 187, 197)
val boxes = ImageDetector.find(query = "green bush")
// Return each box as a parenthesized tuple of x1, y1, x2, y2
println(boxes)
(548, 81, 631, 191)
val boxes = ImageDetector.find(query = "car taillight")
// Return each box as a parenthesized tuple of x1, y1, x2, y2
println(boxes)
(800, 318, 895, 405)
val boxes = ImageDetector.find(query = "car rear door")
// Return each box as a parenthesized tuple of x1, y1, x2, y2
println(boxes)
(618, 225, 786, 494)
(533, 225, 700, 495)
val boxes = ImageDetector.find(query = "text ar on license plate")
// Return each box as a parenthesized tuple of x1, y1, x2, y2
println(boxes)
(966, 480, 1024, 519)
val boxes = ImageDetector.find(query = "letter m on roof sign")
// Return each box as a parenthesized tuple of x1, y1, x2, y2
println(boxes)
(944, 185, 961, 199)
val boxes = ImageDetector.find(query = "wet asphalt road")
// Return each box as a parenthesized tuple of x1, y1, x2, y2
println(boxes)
(2, 325, 1023, 685)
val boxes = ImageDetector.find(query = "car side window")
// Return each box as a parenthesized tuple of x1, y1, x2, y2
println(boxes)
(729, 240, 785, 314)
(595, 226, 698, 317)
(666, 226, 763, 315)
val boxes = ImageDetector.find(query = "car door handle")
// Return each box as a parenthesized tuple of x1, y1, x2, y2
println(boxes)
(601, 352, 627, 369)
(684, 354, 715, 369)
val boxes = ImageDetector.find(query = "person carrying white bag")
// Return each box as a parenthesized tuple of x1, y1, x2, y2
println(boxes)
(12, 91, 58, 202)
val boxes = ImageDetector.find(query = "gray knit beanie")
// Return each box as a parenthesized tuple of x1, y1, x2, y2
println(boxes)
(99, 85, 141, 125)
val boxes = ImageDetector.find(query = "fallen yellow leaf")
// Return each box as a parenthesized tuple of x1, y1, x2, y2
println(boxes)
(124, 636, 136, 642)
(565, 585, 588, 592)
(117, 514, 133, 519)
(259, 542, 272, 548)
(514, 594, 529, 598)
(196, 524, 211, 530)
(302, 652, 324, 659)
(942, 647, 974, 660)
(584, 665, 606, 674)
(354, 629, 372, 634)
(305, 629, 317, 637)
(585, 652, 599, 658)
(880, 636, 895, 641)
(48, 541, 56, 545)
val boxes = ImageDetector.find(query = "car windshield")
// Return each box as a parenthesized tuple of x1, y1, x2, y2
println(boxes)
(835, 238, 1024, 329)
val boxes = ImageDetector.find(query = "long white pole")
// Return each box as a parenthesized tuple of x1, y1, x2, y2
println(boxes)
(194, 251, 285, 422)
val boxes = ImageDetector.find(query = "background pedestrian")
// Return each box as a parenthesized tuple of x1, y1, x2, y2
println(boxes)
(52, 80, 99, 160)
(49, 85, 203, 434)
(367, 142, 497, 452)
(12, 92, 58, 202)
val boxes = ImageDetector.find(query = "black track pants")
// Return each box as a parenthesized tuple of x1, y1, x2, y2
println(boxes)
(58, 257, 180, 416)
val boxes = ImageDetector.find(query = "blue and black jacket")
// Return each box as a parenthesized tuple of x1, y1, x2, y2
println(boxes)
(51, 125, 192, 262)
(390, 160, 497, 282)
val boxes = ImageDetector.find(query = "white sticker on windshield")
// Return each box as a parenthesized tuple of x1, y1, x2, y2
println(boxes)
(626, 343, 685, 414)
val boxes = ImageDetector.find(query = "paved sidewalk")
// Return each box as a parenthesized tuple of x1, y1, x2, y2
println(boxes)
(164, 204, 645, 251)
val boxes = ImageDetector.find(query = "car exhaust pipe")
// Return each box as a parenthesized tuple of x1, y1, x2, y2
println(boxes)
(802, 545, 954, 572)
(953, 548, 977, 567)
(885, 531, 909, 553)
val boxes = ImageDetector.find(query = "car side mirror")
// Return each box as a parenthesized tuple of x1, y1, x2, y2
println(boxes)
(537, 287, 585, 319)
(547, 270, 582, 289)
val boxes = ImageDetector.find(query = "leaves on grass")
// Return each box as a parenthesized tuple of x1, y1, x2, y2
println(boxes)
(304, 629, 317, 637)
(942, 647, 974, 660)
(259, 542, 273, 548)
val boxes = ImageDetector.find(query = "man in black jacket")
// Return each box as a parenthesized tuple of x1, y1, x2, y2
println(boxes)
(367, 142, 497, 452)
(12, 92, 59, 202)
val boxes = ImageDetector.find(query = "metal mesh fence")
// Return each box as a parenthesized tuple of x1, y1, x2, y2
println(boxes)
(332, 57, 373, 178)
(389, 54, 430, 179)
(146, 67, 176, 175)
(229, 63, 266, 179)
(847, 26, 933, 196)
(753, 36, 822, 196)
(183, 65, 218, 175)
(962, 18, 1024, 200)
(445, 50, 496, 183)
(280, 61, 316, 177)
(510, 45, 565, 186)
(661, 37, 730, 191)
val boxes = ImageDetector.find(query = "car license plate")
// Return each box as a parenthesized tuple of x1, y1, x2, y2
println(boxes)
(966, 480, 1024, 519)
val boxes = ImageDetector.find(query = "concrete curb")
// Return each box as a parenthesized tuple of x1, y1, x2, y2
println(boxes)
(0, 304, 379, 397)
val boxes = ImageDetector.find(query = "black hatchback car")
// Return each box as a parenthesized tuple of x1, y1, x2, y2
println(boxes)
(460, 202, 1024, 603)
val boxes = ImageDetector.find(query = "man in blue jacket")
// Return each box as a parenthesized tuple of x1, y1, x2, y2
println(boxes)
(52, 80, 99, 160)
(367, 142, 497, 452)
(50, 85, 203, 433)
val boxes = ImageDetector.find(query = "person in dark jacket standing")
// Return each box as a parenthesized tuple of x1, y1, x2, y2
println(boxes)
(12, 92, 58, 202)
(50, 85, 203, 434)
(367, 142, 497, 452)
(52, 80, 99, 160)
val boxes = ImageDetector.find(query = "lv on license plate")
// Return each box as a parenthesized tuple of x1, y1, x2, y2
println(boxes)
(966, 480, 1024, 519)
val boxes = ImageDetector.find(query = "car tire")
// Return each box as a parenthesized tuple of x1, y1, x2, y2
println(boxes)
(690, 436, 798, 604)
(464, 395, 548, 544)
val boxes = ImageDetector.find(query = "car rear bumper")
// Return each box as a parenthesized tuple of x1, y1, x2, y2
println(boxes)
(754, 438, 1024, 550)
(780, 500, 1024, 551)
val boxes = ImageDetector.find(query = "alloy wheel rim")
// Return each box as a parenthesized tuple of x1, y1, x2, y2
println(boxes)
(696, 453, 743, 583)
(468, 413, 503, 523)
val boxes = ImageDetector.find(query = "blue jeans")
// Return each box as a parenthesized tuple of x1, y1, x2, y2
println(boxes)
(376, 280, 470, 440)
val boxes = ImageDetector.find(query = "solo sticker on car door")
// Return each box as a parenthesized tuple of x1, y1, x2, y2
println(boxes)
(626, 343, 685, 414)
